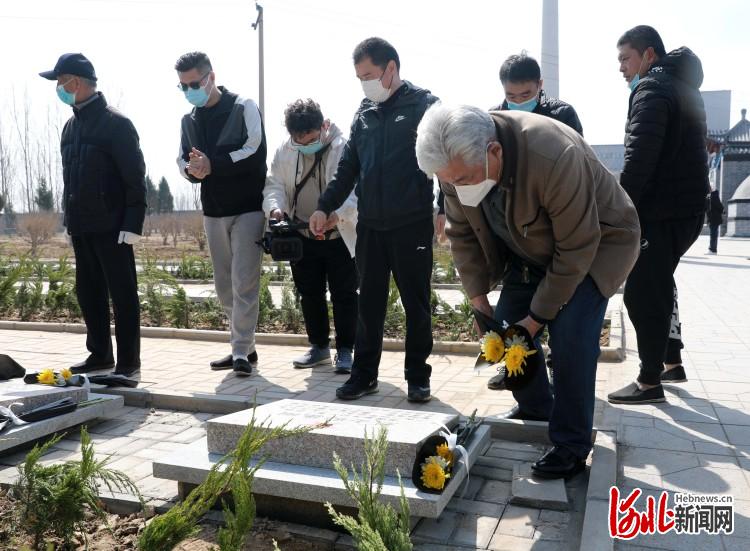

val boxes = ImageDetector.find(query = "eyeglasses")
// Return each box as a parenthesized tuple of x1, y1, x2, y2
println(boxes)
(177, 72, 210, 91)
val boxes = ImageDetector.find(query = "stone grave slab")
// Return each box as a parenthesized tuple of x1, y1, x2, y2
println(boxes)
(0, 378, 87, 413)
(207, 399, 459, 477)
(1, 393, 124, 453)
(155, 424, 491, 518)
(510, 463, 569, 510)
(156, 400, 491, 518)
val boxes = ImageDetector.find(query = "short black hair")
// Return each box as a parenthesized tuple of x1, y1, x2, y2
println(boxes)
(284, 99, 324, 135)
(352, 37, 400, 71)
(617, 25, 666, 58)
(499, 53, 541, 84)
(175, 51, 212, 73)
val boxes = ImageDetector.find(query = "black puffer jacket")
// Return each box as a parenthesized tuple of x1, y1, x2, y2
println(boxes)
(60, 93, 147, 235)
(492, 91, 583, 135)
(317, 81, 439, 231)
(621, 47, 709, 220)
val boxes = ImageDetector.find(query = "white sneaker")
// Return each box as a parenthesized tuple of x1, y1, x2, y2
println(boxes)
(705, 250, 717, 255)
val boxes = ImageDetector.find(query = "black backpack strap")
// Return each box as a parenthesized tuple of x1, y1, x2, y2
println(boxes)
(291, 143, 332, 214)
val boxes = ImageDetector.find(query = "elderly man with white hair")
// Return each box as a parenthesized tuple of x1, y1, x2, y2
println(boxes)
(415, 104, 640, 479)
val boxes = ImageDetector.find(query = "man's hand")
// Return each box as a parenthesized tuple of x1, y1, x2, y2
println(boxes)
(435, 213, 446, 243)
(515, 315, 543, 338)
(188, 147, 211, 179)
(324, 212, 339, 232)
(309, 210, 328, 236)
(118, 231, 141, 246)
(470, 294, 493, 337)
(269, 209, 284, 222)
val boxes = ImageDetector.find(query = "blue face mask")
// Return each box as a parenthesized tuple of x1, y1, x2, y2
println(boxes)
(56, 79, 77, 105)
(507, 96, 539, 112)
(184, 86, 210, 107)
(628, 73, 640, 92)
(294, 140, 325, 155)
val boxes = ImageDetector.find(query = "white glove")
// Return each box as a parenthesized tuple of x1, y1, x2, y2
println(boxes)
(118, 231, 141, 245)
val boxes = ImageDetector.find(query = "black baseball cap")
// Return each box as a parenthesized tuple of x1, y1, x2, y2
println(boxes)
(39, 53, 97, 82)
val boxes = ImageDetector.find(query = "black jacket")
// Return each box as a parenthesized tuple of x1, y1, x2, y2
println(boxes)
(621, 47, 709, 220)
(60, 93, 146, 235)
(178, 88, 267, 217)
(317, 81, 439, 231)
(706, 190, 724, 226)
(492, 92, 583, 135)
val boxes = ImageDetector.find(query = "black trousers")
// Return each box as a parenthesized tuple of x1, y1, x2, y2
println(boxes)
(351, 218, 433, 384)
(72, 232, 140, 368)
(624, 216, 703, 385)
(290, 236, 358, 349)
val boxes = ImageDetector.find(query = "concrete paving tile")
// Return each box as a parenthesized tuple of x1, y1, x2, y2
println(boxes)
(494, 504, 540, 538)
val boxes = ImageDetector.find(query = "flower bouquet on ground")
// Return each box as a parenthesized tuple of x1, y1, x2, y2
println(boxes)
(23, 368, 87, 387)
(472, 307, 538, 391)
(412, 410, 482, 494)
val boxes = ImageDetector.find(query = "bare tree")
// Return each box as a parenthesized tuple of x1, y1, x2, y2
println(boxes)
(183, 211, 207, 251)
(11, 89, 35, 212)
(0, 112, 16, 213)
(18, 212, 59, 256)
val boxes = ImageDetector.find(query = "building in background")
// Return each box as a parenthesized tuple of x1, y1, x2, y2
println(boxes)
(709, 108, 750, 237)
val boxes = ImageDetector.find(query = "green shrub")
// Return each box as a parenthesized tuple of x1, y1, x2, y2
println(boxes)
(257, 273, 275, 325)
(280, 284, 303, 332)
(326, 427, 412, 551)
(10, 428, 141, 550)
(169, 287, 190, 328)
(139, 407, 316, 551)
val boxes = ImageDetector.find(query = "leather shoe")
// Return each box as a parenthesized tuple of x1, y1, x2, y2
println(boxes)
(112, 364, 140, 377)
(497, 405, 549, 422)
(531, 446, 586, 479)
(70, 355, 114, 374)
(407, 382, 431, 403)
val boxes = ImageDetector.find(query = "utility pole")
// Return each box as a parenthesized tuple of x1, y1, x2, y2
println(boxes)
(541, 0, 559, 99)
(252, 2, 265, 118)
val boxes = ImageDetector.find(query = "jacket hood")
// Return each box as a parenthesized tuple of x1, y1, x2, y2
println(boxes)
(322, 122, 343, 145)
(650, 47, 704, 89)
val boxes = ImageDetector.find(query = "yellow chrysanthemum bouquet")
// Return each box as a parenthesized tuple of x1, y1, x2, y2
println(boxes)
(473, 308, 538, 391)
(23, 368, 84, 387)
(412, 410, 481, 493)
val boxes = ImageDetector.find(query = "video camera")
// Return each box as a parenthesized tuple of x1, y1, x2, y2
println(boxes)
(257, 217, 309, 262)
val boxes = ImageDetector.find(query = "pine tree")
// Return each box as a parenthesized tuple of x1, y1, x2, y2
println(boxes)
(145, 175, 158, 215)
(34, 177, 54, 211)
(158, 177, 174, 213)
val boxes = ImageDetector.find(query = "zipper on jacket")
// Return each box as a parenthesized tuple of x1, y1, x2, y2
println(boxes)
(522, 206, 543, 238)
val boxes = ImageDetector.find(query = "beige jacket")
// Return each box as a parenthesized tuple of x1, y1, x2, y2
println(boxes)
(444, 111, 641, 320)
(263, 123, 357, 257)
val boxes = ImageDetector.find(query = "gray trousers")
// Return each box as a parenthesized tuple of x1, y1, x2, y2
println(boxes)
(204, 211, 265, 358)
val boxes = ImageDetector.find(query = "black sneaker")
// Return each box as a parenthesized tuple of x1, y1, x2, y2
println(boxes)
(407, 381, 431, 403)
(233, 358, 253, 377)
(661, 365, 687, 383)
(248, 351, 259, 369)
(607, 382, 665, 404)
(336, 377, 378, 400)
(212, 353, 256, 371)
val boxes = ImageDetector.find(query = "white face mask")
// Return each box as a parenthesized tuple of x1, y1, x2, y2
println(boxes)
(455, 145, 498, 207)
(361, 67, 391, 103)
